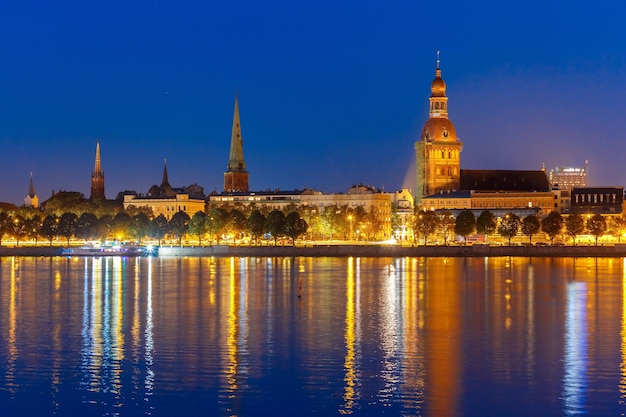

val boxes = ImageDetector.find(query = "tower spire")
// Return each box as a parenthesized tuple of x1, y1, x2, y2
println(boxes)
(161, 158, 170, 187)
(24, 172, 39, 208)
(28, 172, 35, 197)
(224, 92, 249, 192)
(90, 141, 105, 200)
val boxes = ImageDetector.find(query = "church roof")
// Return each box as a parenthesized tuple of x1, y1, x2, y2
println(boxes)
(460, 170, 550, 192)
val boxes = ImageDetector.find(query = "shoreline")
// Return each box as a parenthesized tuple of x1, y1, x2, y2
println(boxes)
(2, 244, 626, 258)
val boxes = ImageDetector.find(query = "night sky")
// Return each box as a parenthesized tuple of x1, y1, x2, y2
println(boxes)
(1, 1, 625, 205)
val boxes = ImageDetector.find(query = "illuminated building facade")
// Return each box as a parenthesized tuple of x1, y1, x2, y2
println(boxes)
(550, 161, 588, 190)
(90, 141, 105, 200)
(414, 53, 463, 207)
(123, 160, 206, 219)
(224, 94, 249, 193)
(24, 172, 38, 208)
(421, 170, 554, 216)
(208, 184, 396, 239)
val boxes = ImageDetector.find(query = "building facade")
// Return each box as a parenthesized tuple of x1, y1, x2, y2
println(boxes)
(414, 53, 463, 207)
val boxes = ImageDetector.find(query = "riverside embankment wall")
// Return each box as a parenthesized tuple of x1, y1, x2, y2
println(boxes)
(2, 244, 626, 258)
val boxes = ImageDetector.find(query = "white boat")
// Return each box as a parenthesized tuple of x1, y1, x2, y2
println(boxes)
(62, 243, 156, 257)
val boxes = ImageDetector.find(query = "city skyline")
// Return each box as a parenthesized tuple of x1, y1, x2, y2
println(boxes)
(2, 1, 625, 204)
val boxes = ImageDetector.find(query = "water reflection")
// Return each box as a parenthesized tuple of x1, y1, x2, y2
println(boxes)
(1, 256, 626, 416)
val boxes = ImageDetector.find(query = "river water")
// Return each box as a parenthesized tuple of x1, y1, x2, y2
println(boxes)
(0, 255, 624, 416)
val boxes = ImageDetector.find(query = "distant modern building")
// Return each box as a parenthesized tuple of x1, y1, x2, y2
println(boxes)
(24, 172, 38, 208)
(224, 93, 249, 193)
(414, 52, 463, 206)
(549, 161, 588, 190)
(90, 141, 105, 200)
(123, 160, 205, 219)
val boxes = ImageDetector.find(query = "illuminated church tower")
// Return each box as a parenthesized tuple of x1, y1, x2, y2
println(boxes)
(90, 141, 105, 200)
(414, 52, 463, 206)
(24, 172, 39, 208)
(224, 93, 249, 192)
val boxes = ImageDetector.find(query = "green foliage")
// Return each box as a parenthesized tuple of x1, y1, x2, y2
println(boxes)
(207, 207, 229, 243)
(247, 209, 266, 244)
(41, 214, 59, 245)
(521, 214, 540, 243)
(283, 211, 308, 245)
(415, 210, 439, 245)
(455, 210, 476, 243)
(76, 213, 99, 241)
(586, 214, 607, 245)
(438, 209, 456, 245)
(150, 214, 169, 245)
(129, 213, 151, 244)
(565, 213, 585, 244)
(188, 211, 208, 244)
(476, 210, 497, 236)
(498, 212, 520, 245)
(169, 211, 190, 245)
(58, 212, 78, 245)
(265, 209, 286, 245)
(540, 211, 563, 244)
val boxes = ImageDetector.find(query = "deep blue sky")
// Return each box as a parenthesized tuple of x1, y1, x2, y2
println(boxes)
(1, 0, 625, 205)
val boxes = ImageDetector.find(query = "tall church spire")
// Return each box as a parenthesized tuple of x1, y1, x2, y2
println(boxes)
(414, 53, 463, 206)
(159, 158, 174, 197)
(90, 141, 105, 200)
(224, 92, 249, 192)
(24, 172, 39, 208)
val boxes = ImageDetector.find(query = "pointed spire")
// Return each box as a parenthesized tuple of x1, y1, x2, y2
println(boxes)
(436, 50, 440, 70)
(227, 93, 246, 172)
(90, 141, 105, 200)
(94, 141, 102, 174)
(28, 172, 35, 198)
(161, 158, 170, 187)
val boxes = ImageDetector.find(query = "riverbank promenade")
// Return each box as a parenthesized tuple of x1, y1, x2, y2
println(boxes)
(3, 243, 626, 258)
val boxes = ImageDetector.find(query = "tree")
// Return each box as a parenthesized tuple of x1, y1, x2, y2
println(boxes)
(76, 212, 99, 241)
(247, 209, 267, 244)
(110, 212, 131, 241)
(228, 209, 247, 242)
(498, 213, 520, 245)
(10, 214, 28, 246)
(150, 214, 169, 245)
(414, 210, 439, 245)
(129, 213, 151, 244)
(609, 215, 626, 243)
(25, 214, 42, 245)
(188, 211, 208, 244)
(438, 210, 456, 246)
(476, 210, 497, 237)
(455, 210, 476, 243)
(521, 214, 540, 244)
(541, 211, 563, 245)
(169, 211, 190, 246)
(320, 205, 343, 240)
(58, 212, 78, 245)
(41, 214, 59, 245)
(586, 214, 607, 246)
(265, 209, 286, 245)
(207, 207, 229, 243)
(283, 211, 308, 245)
(0, 211, 10, 246)
(565, 213, 585, 245)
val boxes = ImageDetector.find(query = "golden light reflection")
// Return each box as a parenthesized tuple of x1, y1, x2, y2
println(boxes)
(226, 257, 238, 392)
(340, 256, 358, 414)
(5, 257, 18, 391)
(619, 258, 626, 404)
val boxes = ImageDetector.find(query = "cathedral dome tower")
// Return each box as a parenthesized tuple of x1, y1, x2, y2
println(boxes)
(414, 52, 463, 206)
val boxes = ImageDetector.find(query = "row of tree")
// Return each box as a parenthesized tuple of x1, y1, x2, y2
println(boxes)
(416, 209, 623, 245)
(0, 206, 313, 247)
